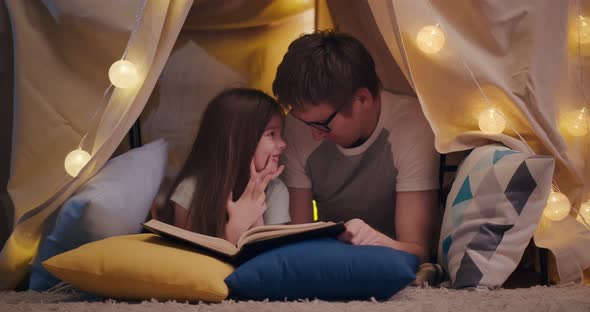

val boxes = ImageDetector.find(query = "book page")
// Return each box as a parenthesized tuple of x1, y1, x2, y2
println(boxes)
(143, 219, 238, 256)
(236, 222, 336, 249)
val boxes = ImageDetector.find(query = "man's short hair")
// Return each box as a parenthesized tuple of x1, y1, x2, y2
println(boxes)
(272, 30, 382, 112)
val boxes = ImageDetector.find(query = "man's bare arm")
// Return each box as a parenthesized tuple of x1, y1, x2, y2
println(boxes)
(288, 187, 314, 224)
(393, 190, 439, 263)
(338, 190, 439, 264)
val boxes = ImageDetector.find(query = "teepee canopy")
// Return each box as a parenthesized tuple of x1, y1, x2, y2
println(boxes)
(0, 0, 589, 290)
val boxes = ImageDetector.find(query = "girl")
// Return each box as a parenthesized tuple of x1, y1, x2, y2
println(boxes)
(162, 88, 289, 245)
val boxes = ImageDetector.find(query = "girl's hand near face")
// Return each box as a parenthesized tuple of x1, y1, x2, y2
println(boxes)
(225, 158, 284, 244)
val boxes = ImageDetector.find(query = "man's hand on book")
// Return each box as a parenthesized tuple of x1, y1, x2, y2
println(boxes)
(225, 158, 284, 244)
(338, 218, 427, 263)
(337, 218, 385, 246)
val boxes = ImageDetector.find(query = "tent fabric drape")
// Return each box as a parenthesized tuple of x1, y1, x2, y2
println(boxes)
(3, 0, 589, 290)
(325, 0, 414, 97)
(366, 0, 590, 284)
(184, 0, 313, 30)
(0, 0, 193, 290)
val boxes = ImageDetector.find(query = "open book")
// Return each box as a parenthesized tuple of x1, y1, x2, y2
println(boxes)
(142, 219, 345, 263)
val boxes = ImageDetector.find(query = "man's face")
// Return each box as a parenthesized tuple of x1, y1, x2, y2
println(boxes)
(290, 99, 362, 148)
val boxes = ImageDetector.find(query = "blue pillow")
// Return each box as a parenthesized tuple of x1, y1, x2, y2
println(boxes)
(29, 139, 168, 291)
(224, 238, 419, 301)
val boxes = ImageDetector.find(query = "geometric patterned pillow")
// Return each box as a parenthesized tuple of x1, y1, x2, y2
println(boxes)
(438, 144, 555, 289)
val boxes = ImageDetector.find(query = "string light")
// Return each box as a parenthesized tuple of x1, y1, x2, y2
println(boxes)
(414, 0, 582, 228)
(416, 24, 446, 54)
(543, 191, 571, 221)
(109, 60, 139, 89)
(478, 107, 506, 134)
(64, 149, 92, 177)
(576, 15, 590, 44)
(63, 0, 147, 178)
(562, 107, 589, 136)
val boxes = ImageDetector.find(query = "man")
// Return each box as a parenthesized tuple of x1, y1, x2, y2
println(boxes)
(272, 30, 440, 263)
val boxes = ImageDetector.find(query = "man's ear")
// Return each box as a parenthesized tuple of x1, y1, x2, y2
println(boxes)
(354, 87, 374, 108)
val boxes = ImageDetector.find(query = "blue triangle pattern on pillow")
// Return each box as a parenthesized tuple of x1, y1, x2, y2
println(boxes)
(492, 149, 519, 164)
(452, 177, 473, 226)
(441, 235, 453, 270)
(452, 176, 473, 207)
(442, 235, 453, 256)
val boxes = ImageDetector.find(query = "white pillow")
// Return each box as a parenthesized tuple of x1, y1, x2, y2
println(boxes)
(29, 139, 168, 291)
(83, 139, 168, 237)
(438, 144, 554, 289)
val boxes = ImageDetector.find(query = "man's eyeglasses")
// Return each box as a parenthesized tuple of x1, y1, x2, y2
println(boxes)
(290, 107, 340, 133)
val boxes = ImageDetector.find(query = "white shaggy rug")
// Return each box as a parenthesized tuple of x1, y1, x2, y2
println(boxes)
(1, 284, 589, 312)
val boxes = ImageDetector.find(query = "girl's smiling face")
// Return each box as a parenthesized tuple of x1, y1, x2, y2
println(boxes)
(253, 114, 286, 173)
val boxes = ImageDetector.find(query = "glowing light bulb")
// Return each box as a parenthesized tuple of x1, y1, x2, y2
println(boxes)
(543, 191, 571, 221)
(64, 149, 91, 177)
(416, 25, 446, 54)
(563, 107, 589, 137)
(579, 201, 590, 223)
(108, 60, 138, 88)
(577, 15, 590, 44)
(478, 108, 506, 134)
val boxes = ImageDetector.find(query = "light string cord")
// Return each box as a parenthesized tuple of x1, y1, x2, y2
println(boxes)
(53, 0, 147, 191)
(424, 0, 570, 195)
(77, 0, 147, 150)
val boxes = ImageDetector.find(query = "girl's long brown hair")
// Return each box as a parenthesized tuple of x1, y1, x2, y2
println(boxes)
(163, 88, 284, 237)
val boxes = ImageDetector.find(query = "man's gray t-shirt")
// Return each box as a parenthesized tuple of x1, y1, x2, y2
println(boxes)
(281, 91, 439, 238)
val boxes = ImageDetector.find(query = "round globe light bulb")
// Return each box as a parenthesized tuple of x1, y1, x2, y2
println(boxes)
(563, 107, 588, 137)
(478, 108, 506, 134)
(543, 191, 571, 221)
(64, 149, 91, 177)
(579, 201, 590, 223)
(577, 15, 590, 45)
(416, 25, 446, 54)
(108, 60, 138, 89)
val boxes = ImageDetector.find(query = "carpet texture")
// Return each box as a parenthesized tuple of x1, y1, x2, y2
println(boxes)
(1, 284, 589, 312)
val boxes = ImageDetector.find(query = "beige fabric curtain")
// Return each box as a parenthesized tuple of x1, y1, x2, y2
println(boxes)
(363, 0, 590, 283)
(0, 0, 193, 290)
(324, 0, 414, 97)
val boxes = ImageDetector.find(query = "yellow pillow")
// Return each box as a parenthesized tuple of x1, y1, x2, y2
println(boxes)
(43, 233, 234, 302)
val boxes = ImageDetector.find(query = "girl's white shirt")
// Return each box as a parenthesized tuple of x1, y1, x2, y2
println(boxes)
(170, 177, 291, 225)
